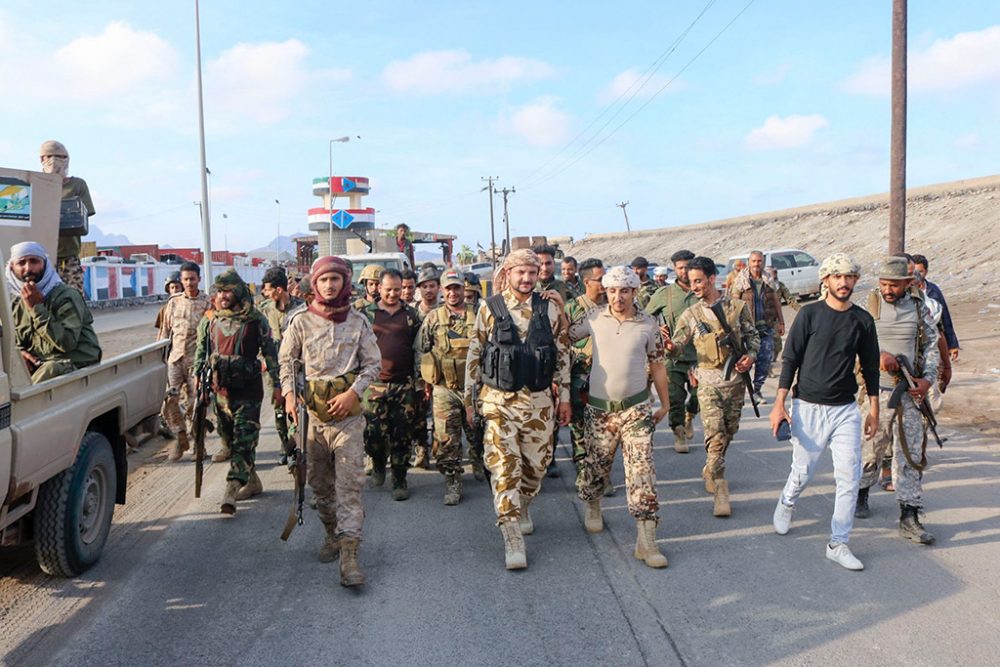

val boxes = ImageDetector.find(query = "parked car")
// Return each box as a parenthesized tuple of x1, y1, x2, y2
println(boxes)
(725, 249, 821, 299)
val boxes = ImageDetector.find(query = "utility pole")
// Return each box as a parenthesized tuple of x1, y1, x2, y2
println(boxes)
(889, 0, 907, 255)
(481, 176, 498, 268)
(498, 186, 515, 254)
(616, 201, 631, 234)
(274, 199, 281, 266)
(194, 0, 213, 282)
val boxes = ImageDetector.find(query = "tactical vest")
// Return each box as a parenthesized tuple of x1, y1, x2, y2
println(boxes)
(421, 305, 476, 390)
(207, 317, 263, 394)
(865, 289, 927, 374)
(480, 293, 557, 392)
(691, 300, 744, 370)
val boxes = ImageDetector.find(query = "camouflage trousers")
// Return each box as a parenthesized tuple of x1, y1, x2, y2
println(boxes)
(480, 387, 555, 523)
(308, 414, 365, 540)
(412, 379, 431, 455)
(568, 379, 589, 463)
(57, 255, 84, 296)
(578, 401, 659, 520)
(861, 390, 927, 507)
(364, 380, 417, 475)
(163, 357, 196, 438)
(214, 393, 262, 485)
(265, 374, 292, 456)
(699, 380, 745, 479)
(666, 360, 699, 430)
(432, 385, 478, 476)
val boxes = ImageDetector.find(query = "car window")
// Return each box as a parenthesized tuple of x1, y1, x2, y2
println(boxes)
(790, 252, 817, 267)
(770, 254, 794, 270)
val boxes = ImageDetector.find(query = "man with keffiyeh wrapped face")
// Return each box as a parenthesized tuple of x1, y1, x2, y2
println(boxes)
(7, 241, 100, 383)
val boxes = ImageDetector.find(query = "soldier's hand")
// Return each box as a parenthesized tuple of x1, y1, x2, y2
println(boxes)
(880, 352, 899, 372)
(19, 349, 40, 371)
(652, 406, 668, 425)
(557, 401, 571, 426)
(734, 354, 753, 373)
(949, 348, 959, 362)
(21, 281, 43, 308)
(284, 393, 297, 424)
(539, 289, 564, 310)
(272, 387, 283, 404)
(863, 411, 878, 439)
(769, 402, 790, 438)
(327, 389, 359, 420)
(778, 323, 785, 336)
(908, 377, 931, 401)
(658, 324, 671, 342)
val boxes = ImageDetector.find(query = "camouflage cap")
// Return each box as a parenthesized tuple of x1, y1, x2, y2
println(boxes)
(214, 267, 246, 291)
(818, 252, 861, 279)
(878, 256, 911, 280)
(601, 265, 641, 289)
(440, 269, 463, 288)
(416, 267, 440, 285)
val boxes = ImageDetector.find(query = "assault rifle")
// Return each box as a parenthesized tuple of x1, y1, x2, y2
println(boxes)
(193, 361, 213, 498)
(889, 354, 946, 448)
(708, 301, 760, 418)
(281, 359, 309, 541)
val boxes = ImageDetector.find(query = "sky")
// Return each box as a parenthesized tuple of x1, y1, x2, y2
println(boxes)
(3, 1, 999, 253)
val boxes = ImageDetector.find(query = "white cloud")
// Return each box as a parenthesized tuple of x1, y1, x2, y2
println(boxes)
(597, 69, 681, 104)
(752, 63, 791, 86)
(502, 97, 570, 147)
(842, 25, 1000, 95)
(381, 50, 554, 95)
(745, 114, 829, 150)
(206, 39, 350, 125)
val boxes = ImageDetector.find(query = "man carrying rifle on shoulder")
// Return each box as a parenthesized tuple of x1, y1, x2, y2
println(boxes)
(278, 257, 381, 588)
(664, 257, 758, 518)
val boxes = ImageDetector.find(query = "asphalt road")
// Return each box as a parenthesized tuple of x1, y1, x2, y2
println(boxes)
(2, 385, 998, 667)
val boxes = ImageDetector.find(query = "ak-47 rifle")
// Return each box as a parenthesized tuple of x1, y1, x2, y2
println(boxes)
(708, 301, 760, 418)
(193, 361, 213, 498)
(281, 359, 309, 541)
(890, 354, 946, 448)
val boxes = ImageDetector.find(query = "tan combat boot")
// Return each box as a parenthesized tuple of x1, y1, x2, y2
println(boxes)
(713, 479, 731, 517)
(318, 533, 340, 563)
(684, 412, 696, 439)
(220, 480, 241, 514)
(339, 538, 366, 587)
(499, 521, 527, 570)
(443, 474, 462, 506)
(211, 442, 231, 463)
(167, 431, 190, 462)
(519, 496, 534, 535)
(584, 499, 603, 534)
(672, 426, 689, 454)
(235, 470, 263, 500)
(634, 519, 668, 568)
(702, 465, 716, 494)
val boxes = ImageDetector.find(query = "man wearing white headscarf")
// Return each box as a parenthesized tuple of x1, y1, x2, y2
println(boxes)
(7, 241, 101, 382)
(39, 140, 95, 296)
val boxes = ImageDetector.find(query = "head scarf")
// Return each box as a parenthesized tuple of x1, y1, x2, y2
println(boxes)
(308, 256, 353, 322)
(601, 265, 641, 289)
(493, 249, 540, 293)
(6, 241, 63, 298)
(39, 140, 69, 177)
(819, 253, 861, 280)
(212, 269, 253, 321)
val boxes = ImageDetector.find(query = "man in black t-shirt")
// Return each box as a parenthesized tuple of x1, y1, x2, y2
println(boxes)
(769, 253, 880, 571)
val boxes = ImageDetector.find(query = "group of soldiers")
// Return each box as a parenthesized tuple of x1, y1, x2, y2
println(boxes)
(149, 236, 955, 585)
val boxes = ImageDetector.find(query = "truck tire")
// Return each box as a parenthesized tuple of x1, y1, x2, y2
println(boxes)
(35, 431, 117, 577)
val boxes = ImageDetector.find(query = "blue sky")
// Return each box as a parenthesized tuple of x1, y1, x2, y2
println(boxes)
(3, 1, 999, 252)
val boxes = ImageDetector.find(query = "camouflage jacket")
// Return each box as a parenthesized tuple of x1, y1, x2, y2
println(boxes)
(635, 278, 658, 309)
(417, 303, 477, 390)
(644, 283, 698, 364)
(564, 293, 600, 386)
(259, 295, 304, 344)
(158, 291, 211, 363)
(536, 277, 577, 303)
(670, 294, 759, 386)
(13, 283, 101, 370)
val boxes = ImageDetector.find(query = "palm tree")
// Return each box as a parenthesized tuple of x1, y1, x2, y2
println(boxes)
(457, 244, 474, 265)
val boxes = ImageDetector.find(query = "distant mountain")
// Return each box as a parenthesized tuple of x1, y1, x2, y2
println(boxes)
(248, 233, 310, 259)
(83, 224, 133, 246)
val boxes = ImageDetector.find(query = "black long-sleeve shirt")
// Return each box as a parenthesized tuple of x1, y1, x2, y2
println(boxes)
(779, 301, 880, 406)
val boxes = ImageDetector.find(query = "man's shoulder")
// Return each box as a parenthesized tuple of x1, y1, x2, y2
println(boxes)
(63, 176, 90, 193)
(48, 282, 86, 307)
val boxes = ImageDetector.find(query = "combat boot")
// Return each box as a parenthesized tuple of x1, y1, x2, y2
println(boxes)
(211, 442, 231, 463)
(339, 538, 366, 587)
(235, 470, 263, 500)
(584, 499, 603, 533)
(854, 486, 871, 519)
(499, 521, 527, 570)
(634, 519, 668, 568)
(220, 480, 241, 515)
(899, 504, 935, 545)
(519, 496, 534, 535)
(471, 459, 486, 482)
(392, 468, 409, 501)
(713, 479, 731, 517)
(603, 479, 616, 497)
(702, 465, 716, 494)
(167, 431, 190, 462)
(443, 474, 462, 506)
(369, 464, 386, 488)
(684, 412, 695, 439)
(672, 426, 689, 454)
(318, 534, 340, 563)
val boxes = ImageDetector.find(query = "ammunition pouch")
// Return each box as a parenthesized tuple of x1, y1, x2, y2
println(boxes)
(693, 331, 725, 369)
(211, 355, 260, 389)
(305, 372, 361, 423)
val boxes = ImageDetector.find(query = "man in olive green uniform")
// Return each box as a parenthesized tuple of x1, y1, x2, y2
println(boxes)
(645, 249, 700, 453)
(260, 266, 304, 464)
(194, 269, 281, 514)
(39, 140, 93, 296)
(564, 258, 606, 477)
(352, 264, 382, 311)
(666, 257, 759, 518)
(631, 256, 658, 309)
(418, 270, 478, 505)
(8, 242, 100, 383)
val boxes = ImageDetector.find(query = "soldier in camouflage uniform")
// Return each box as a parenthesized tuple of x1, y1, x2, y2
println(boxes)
(569, 266, 670, 568)
(631, 256, 658, 309)
(465, 249, 571, 570)
(561, 256, 584, 295)
(645, 250, 700, 453)
(361, 268, 422, 500)
(666, 257, 759, 518)
(194, 269, 280, 514)
(410, 267, 440, 469)
(352, 264, 382, 311)
(259, 266, 304, 464)
(855, 257, 940, 544)
(280, 256, 381, 587)
(158, 261, 212, 461)
(463, 272, 486, 479)
(418, 270, 479, 505)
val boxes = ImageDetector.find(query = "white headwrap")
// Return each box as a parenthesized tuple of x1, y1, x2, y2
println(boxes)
(7, 242, 63, 298)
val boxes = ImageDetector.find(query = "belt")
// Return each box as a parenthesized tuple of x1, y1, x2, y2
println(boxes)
(587, 388, 649, 413)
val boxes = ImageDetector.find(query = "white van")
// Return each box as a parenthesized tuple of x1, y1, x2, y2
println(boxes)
(726, 249, 821, 299)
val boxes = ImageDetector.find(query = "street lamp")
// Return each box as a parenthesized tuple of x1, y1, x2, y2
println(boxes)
(328, 135, 360, 257)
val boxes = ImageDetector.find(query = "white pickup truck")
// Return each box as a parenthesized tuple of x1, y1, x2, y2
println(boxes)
(0, 167, 167, 576)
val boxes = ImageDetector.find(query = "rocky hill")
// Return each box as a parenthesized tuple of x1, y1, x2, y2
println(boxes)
(567, 175, 1000, 304)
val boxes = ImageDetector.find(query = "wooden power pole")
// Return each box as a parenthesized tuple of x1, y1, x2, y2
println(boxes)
(617, 201, 631, 234)
(889, 0, 907, 255)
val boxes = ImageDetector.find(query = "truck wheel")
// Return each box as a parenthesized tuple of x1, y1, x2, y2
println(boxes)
(35, 431, 117, 577)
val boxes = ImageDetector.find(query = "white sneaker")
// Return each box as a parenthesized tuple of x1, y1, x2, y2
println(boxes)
(754, 392, 768, 405)
(773, 500, 793, 535)
(826, 543, 864, 571)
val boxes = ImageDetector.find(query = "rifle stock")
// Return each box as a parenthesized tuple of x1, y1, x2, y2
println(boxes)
(193, 363, 212, 498)
(281, 360, 309, 541)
